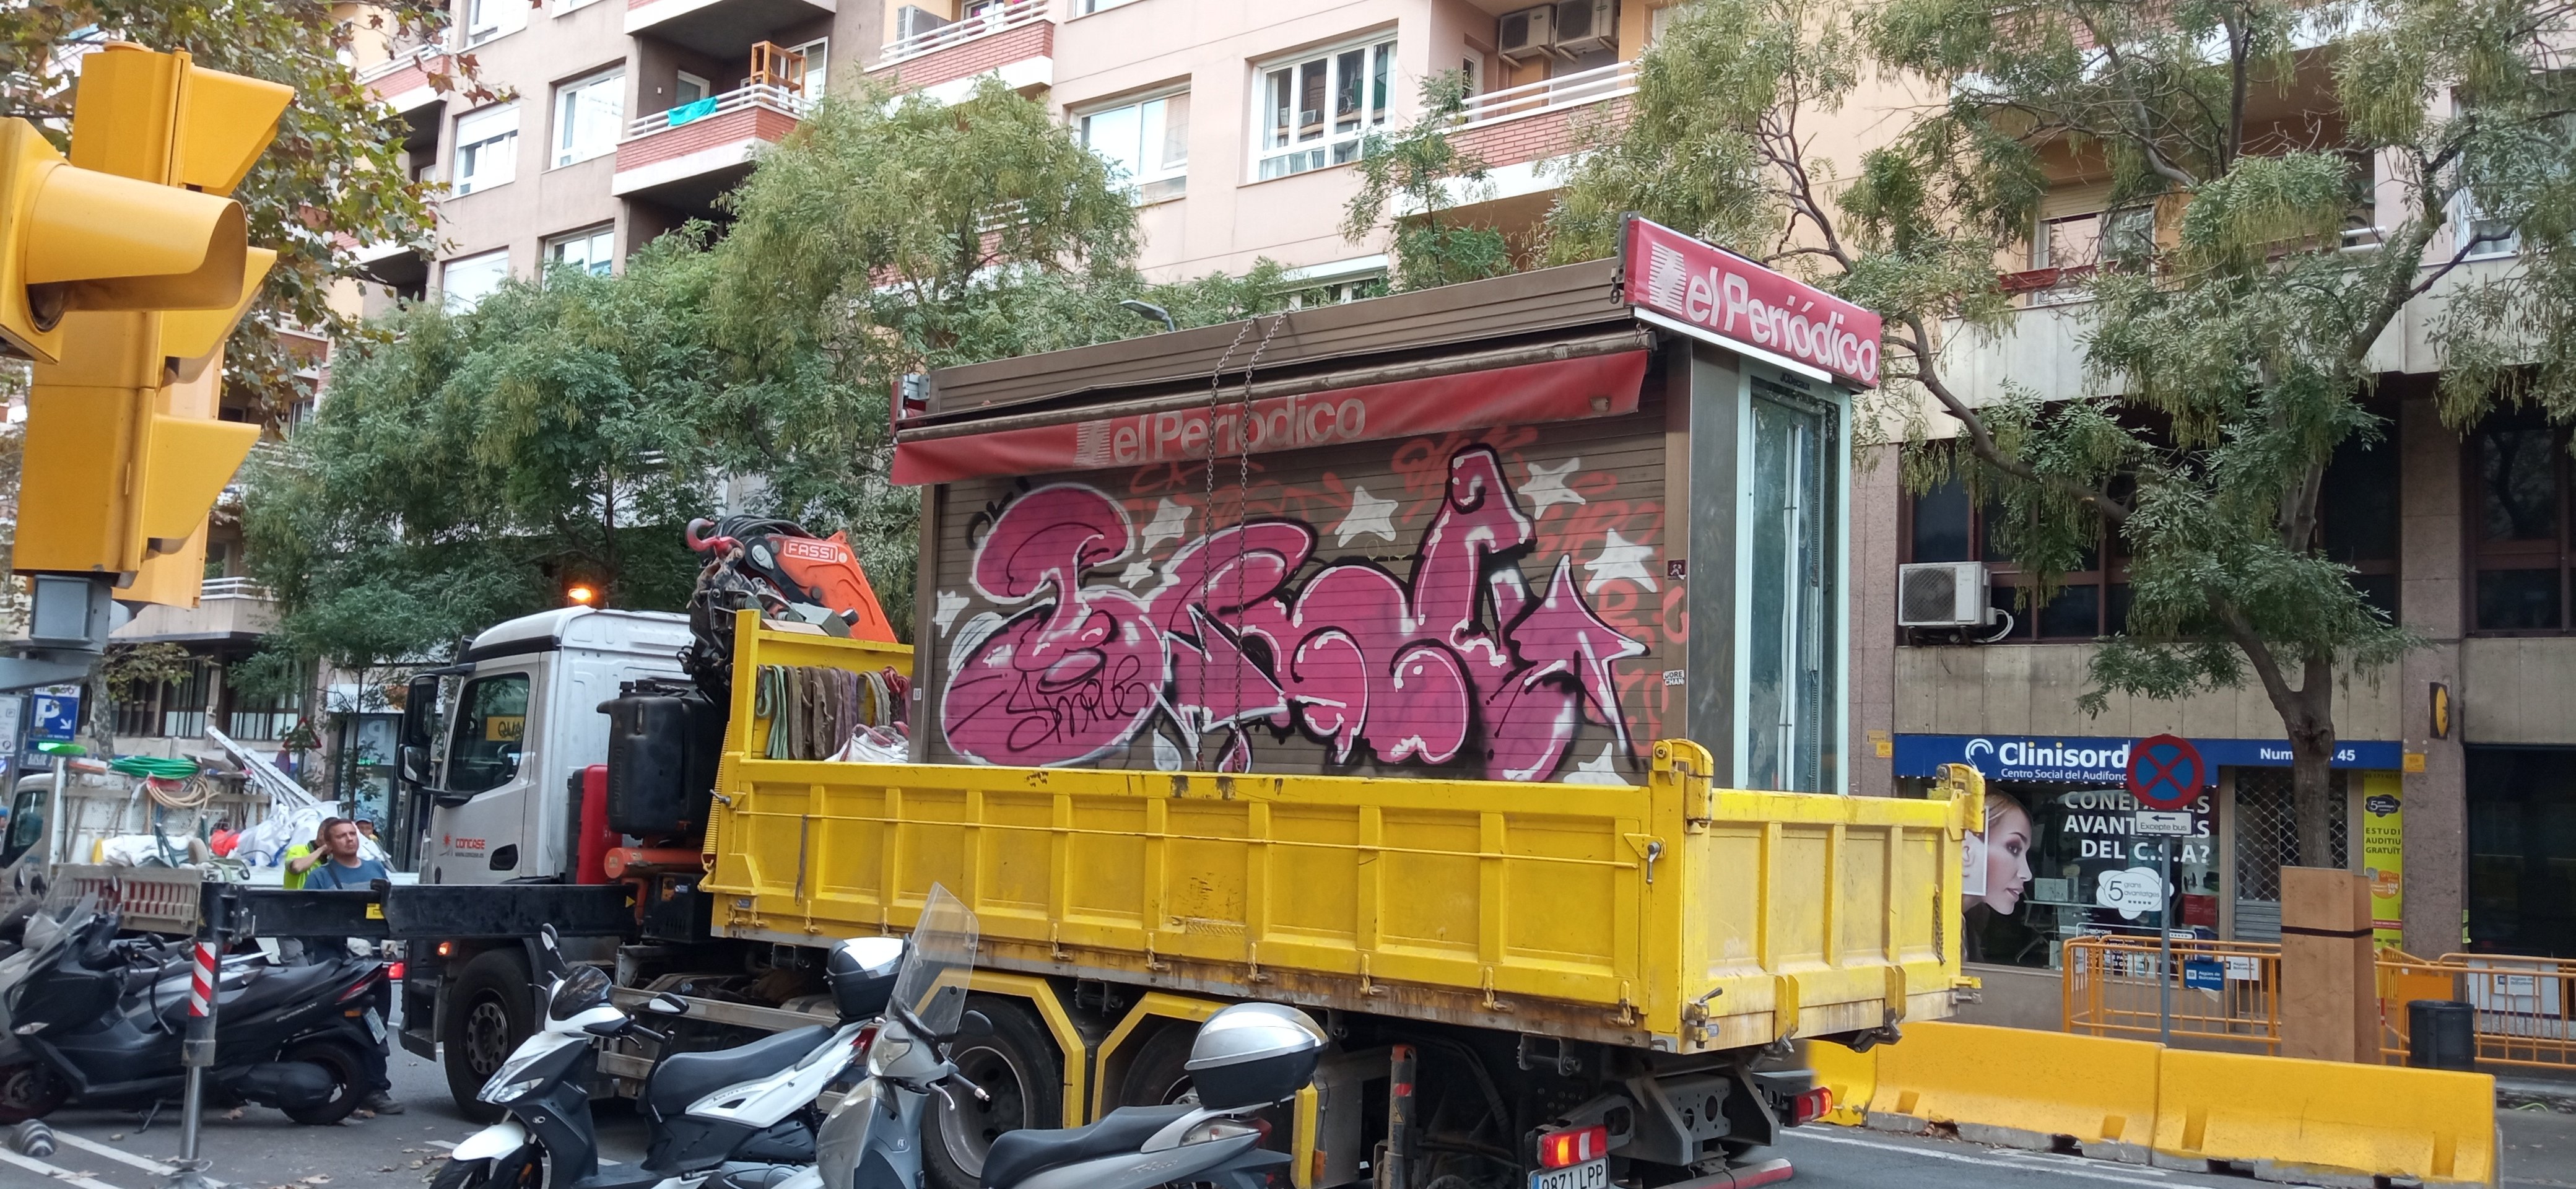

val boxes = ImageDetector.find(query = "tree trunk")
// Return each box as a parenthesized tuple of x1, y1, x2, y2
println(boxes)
(2284, 651, 2339, 869)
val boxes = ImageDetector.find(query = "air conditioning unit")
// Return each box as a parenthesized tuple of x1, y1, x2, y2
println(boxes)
(1552, 0, 1616, 55)
(1498, 4, 1556, 64)
(1897, 562, 1996, 629)
(892, 5, 951, 41)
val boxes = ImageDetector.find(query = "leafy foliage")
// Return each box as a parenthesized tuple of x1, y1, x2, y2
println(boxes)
(1343, 71, 1515, 290)
(1552, 0, 2576, 860)
(0, 0, 466, 422)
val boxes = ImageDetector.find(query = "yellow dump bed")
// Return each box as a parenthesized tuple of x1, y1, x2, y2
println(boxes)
(702, 616, 1973, 1052)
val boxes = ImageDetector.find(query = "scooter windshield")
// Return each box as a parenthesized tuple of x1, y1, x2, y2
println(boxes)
(889, 884, 977, 1038)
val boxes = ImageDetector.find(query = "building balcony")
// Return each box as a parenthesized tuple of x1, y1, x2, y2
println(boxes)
(113, 578, 279, 645)
(866, 0, 1053, 102)
(355, 45, 451, 116)
(1443, 58, 1637, 171)
(613, 82, 807, 206)
(625, 0, 835, 62)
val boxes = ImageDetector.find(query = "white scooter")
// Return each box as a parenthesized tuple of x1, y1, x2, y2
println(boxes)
(794, 884, 1325, 1189)
(435, 924, 903, 1189)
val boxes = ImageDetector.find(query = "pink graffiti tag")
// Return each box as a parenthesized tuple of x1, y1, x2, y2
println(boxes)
(939, 445, 1648, 780)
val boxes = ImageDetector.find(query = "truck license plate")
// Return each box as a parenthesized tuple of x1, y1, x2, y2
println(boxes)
(365, 1008, 385, 1042)
(1530, 1159, 1608, 1189)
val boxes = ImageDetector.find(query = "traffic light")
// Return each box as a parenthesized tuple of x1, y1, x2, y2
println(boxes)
(11, 45, 289, 611)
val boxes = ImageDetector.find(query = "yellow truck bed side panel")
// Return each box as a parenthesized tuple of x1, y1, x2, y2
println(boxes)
(703, 614, 1968, 1051)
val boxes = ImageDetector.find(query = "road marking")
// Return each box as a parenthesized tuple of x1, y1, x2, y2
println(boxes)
(54, 1131, 178, 1175)
(426, 1139, 457, 1149)
(0, 1144, 135, 1189)
(1786, 1128, 2190, 1188)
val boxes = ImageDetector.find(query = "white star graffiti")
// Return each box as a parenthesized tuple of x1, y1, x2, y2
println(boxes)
(931, 590, 969, 634)
(1562, 743, 1629, 785)
(1118, 560, 1158, 586)
(1521, 458, 1586, 514)
(1140, 497, 1193, 552)
(1333, 485, 1400, 546)
(1582, 528, 1660, 595)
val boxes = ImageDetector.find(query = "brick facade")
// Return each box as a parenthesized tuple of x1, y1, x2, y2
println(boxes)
(614, 105, 801, 172)
(874, 20, 1051, 91)
(1447, 97, 1631, 169)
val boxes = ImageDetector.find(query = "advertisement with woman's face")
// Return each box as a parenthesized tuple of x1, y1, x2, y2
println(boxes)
(1963, 791, 2034, 915)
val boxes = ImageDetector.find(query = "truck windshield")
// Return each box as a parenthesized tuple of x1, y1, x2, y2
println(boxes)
(447, 674, 530, 795)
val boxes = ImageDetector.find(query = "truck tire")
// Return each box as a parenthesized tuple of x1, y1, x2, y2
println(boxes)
(924, 995, 1062, 1189)
(1113, 1023, 1197, 1106)
(443, 949, 535, 1123)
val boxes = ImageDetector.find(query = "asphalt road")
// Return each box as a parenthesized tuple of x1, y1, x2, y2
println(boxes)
(5, 1018, 2570, 1189)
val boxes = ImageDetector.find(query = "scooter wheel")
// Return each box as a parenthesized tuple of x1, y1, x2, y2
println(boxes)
(431, 1147, 545, 1189)
(279, 1039, 367, 1126)
(0, 1065, 66, 1123)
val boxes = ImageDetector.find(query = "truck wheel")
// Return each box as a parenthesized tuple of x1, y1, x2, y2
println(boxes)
(924, 996, 1062, 1189)
(443, 949, 534, 1123)
(1113, 1024, 1198, 1106)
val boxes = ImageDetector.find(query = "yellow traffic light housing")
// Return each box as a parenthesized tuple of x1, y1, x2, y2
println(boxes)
(0, 121, 250, 363)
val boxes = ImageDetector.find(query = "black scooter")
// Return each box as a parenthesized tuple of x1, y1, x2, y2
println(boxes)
(0, 905, 389, 1125)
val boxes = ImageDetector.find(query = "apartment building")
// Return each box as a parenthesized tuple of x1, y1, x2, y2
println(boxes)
(335, 1, 2571, 975)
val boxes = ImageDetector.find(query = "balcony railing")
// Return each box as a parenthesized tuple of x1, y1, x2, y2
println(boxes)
(625, 81, 807, 140)
(202, 577, 274, 599)
(354, 43, 445, 87)
(1447, 59, 1640, 132)
(876, 0, 1048, 66)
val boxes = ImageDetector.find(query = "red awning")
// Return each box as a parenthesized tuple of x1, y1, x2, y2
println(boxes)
(892, 349, 1650, 485)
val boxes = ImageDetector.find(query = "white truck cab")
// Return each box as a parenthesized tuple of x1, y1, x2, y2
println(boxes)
(402, 608, 691, 886)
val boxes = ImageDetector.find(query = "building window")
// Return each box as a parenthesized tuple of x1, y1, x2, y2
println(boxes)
(464, 0, 526, 45)
(2469, 412, 2574, 632)
(442, 250, 510, 311)
(113, 660, 215, 739)
(1255, 35, 1395, 180)
(1079, 90, 1188, 203)
(790, 38, 828, 96)
(554, 69, 624, 167)
(1282, 271, 1388, 307)
(2458, 195, 2519, 259)
(546, 226, 616, 276)
(452, 103, 519, 194)
(227, 685, 305, 742)
(1080, 0, 1138, 12)
(1904, 434, 2397, 640)
(675, 71, 710, 106)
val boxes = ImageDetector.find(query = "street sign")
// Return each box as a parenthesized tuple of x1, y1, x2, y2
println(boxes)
(28, 684, 79, 742)
(2125, 733, 2207, 811)
(2183, 957, 2224, 992)
(0, 695, 20, 759)
(2133, 809, 2193, 836)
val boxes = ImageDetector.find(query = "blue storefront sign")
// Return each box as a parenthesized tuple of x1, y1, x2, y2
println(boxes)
(1894, 732, 2403, 783)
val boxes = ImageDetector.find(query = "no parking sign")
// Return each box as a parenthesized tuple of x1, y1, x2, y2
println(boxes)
(2124, 734, 2208, 811)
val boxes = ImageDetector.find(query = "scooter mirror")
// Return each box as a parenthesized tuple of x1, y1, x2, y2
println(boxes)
(648, 992, 689, 1016)
(959, 1009, 995, 1038)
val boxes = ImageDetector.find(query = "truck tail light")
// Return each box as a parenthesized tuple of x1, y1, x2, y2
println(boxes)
(1538, 1125, 1608, 1169)
(388, 962, 406, 982)
(1786, 1086, 1832, 1126)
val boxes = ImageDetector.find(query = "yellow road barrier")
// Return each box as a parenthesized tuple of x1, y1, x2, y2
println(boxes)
(1805, 1021, 2499, 1185)
(1853, 1021, 2159, 1159)
(2152, 1048, 2494, 1186)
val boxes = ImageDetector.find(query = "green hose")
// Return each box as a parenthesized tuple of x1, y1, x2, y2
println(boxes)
(109, 756, 201, 780)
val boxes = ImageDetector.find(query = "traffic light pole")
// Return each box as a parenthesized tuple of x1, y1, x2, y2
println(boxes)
(166, 882, 233, 1189)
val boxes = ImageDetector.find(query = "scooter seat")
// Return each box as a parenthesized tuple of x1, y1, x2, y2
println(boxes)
(980, 1104, 1195, 1189)
(645, 1025, 833, 1118)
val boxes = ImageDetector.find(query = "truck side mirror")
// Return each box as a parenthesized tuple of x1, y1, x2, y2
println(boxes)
(399, 743, 429, 785)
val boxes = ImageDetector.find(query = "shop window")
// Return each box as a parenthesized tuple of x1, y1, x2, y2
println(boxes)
(1904, 433, 2399, 640)
(1963, 782, 2219, 969)
(1255, 35, 1394, 181)
(2229, 767, 2351, 943)
(2469, 413, 2574, 632)
(2465, 747, 2576, 957)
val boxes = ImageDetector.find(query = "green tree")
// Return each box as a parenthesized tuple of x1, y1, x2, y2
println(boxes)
(0, 0, 468, 421)
(1342, 71, 1515, 291)
(1554, 0, 2576, 861)
(244, 242, 724, 673)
